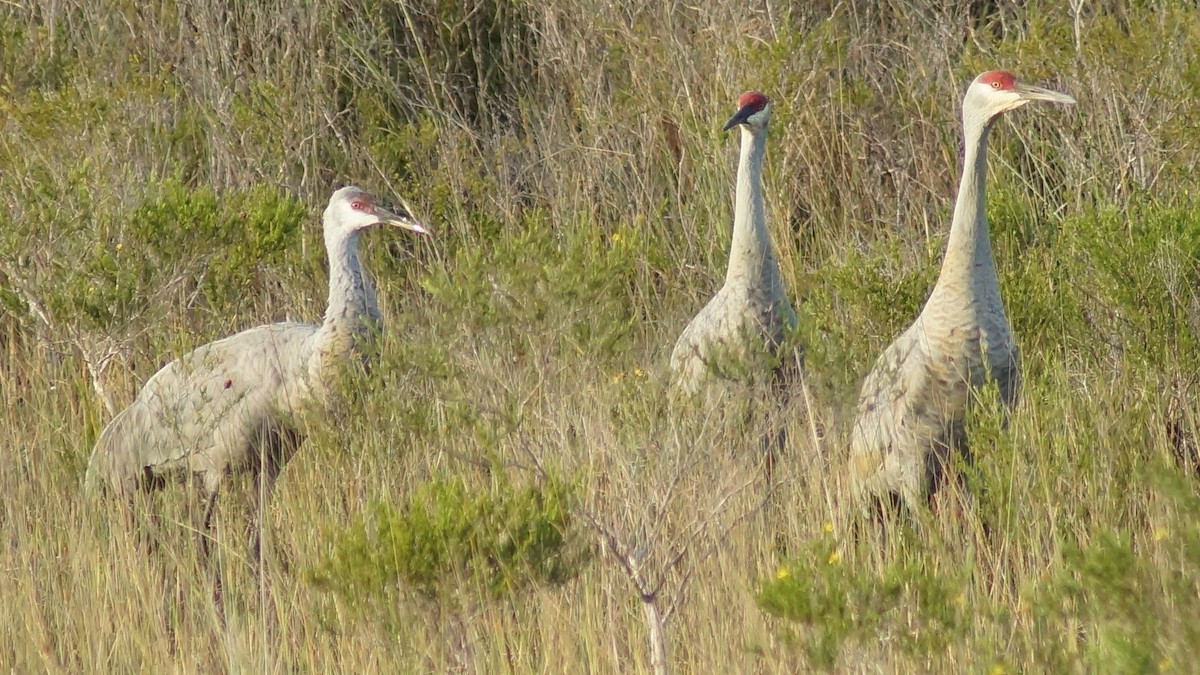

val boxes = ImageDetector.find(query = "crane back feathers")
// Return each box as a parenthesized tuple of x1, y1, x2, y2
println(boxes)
(848, 312, 1018, 509)
(84, 322, 349, 495)
(670, 285, 797, 396)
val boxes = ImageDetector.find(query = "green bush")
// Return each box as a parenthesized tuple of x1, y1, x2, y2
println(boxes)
(419, 207, 645, 365)
(307, 476, 588, 608)
(125, 180, 307, 316)
(20, 179, 307, 332)
(1028, 469, 1200, 671)
(758, 532, 971, 671)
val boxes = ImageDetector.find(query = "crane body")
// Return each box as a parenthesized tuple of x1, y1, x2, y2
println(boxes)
(671, 92, 797, 396)
(848, 71, 1074, 510)
(86, 186, 428, 559)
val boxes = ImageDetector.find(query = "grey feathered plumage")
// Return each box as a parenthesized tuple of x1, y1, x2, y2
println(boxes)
(85, 187, 428, 553)
(670, 93, 797, 396)
(847, 72, 1073, 510)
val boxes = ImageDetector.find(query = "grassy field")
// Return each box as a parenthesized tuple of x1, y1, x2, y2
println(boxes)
(4, 0, 1200, 672)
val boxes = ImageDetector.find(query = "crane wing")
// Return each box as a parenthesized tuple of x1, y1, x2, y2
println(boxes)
(86, 323, 317, 493)
(670, 288, 796, 395)
(847, 320, 972, 507)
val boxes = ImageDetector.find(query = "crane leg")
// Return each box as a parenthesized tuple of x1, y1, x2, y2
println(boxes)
(125, 491, 160, 556)
(199, 487, 220, 564)
(247, 481, 267, 575)
(247, 427, 298, 577)
(247, 458, 284, 576)
(762, 419, 786, 488)
(197, 487, 225, 622)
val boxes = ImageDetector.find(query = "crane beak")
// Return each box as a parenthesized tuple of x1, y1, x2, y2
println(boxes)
(722, 105, 756, 131)
(377, 205, 430, 235)
(1015, 83, 1076, 105)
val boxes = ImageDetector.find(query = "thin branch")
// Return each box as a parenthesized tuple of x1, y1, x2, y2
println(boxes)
(574, 506, 652, 597)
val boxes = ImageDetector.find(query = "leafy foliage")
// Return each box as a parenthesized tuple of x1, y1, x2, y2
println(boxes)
(1027, 469, 1200, 672)
(759, 533, 971, 670)
(307, 476, 588, 608)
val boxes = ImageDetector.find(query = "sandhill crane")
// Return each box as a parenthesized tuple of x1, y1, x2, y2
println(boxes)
(670, 92, 797, 396)
(847, 71, 1074, 512)
(85, 186, 428, 563)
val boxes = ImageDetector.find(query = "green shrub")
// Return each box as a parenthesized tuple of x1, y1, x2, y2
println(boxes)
(758, 532, 971, 671)
(125, 180, 307, 315)
(419, 207, 644, 365)
(1027, 468, 1200, 672)
(22, 179, 307, 332)
(307, 475, 588, 609)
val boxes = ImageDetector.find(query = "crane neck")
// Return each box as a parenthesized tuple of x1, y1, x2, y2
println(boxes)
(321, 229, 382, 333)
(935, 115, 996, 295)
(724, 126, 780, 290)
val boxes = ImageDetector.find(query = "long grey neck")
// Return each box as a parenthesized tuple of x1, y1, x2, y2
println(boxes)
(723, 126, 779, 290)
(320, 230, 380, 334)
(934, 116, 996, 296)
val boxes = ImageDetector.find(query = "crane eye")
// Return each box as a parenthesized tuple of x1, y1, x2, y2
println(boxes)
(991, 81, 1001, 89)
(351, 201, 366, 211)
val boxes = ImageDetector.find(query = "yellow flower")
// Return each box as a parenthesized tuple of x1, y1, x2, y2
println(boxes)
(115, 242, 124, 252)
(1154, 526, 1169, 542)
(633, 368, 646, 379)
(827, 550, 842, 565)
(989, 665, 1008, 675)
(776, 566, 789, 581)
(611, 232, 623, 244)
(822, 521, 834, 535)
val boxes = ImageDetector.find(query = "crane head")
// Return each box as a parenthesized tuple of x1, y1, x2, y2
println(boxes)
(326, 186, 429, 236)
(965, 70, 1075, 122)
(723, 91, 771, 132)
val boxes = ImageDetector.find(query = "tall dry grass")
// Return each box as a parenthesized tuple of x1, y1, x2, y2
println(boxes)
(4, 0, 1200, 671)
